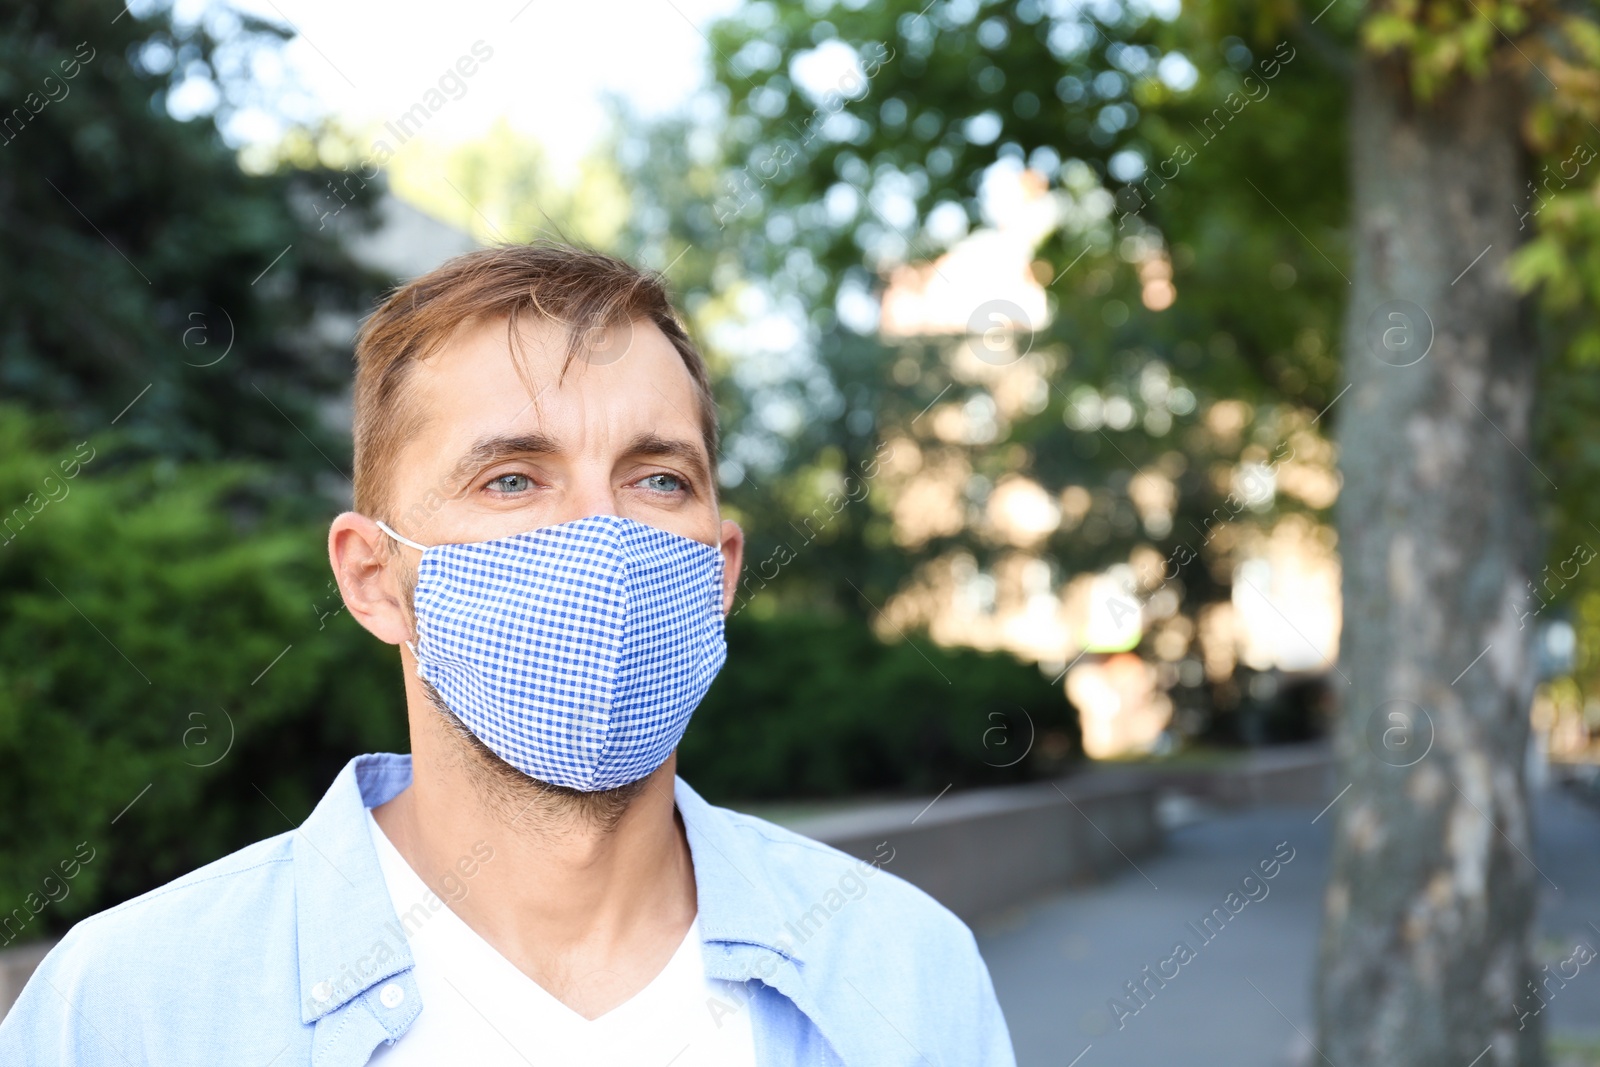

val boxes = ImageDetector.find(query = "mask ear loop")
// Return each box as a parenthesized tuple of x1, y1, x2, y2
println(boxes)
(374, 519, 429, 552)
(373, 520, 430, 663)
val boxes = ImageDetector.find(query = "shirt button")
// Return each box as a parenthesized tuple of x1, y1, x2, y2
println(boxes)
(379, 982, 405, 1009)
(311, 981, 332, 1003)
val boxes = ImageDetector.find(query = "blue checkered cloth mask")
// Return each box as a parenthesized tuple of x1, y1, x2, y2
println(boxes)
(375, 515, 728, 792)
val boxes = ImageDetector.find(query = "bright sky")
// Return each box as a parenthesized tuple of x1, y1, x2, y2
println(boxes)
(205, 0, 741, 176)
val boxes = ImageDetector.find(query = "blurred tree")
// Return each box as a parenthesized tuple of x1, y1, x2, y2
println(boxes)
(618, 0, 1350, 750)
(1316, 2, 1600, 1063)
(0, 0, 384, 496)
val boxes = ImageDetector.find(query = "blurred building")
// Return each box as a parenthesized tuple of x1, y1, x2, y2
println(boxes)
(344, 194, 480, 281)
(298, 190, 478, 502)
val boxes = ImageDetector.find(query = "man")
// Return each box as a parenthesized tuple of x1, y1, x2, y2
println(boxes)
(0, 244, 1016, 1065)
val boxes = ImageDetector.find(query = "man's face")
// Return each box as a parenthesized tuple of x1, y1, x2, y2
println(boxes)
(383, 314, 741, 609)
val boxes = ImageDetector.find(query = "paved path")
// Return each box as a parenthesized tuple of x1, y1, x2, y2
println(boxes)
(977, 786, 1600, 1067)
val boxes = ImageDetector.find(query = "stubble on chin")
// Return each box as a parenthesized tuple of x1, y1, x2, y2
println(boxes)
(419, 678, 650, 836)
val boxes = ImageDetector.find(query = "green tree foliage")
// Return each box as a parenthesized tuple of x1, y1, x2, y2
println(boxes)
(0, 0, 384, 488)
(1492, 3, 1600, 701)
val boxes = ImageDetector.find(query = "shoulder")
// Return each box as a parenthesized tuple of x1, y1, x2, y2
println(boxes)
(699, 800, 980, 959)
(0, 831, 300, 1054)
(60, 830, 297, 959)
(696, 800, 1016, 1063)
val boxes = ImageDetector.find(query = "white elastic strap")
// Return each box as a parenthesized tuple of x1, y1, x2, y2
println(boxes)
(375, 519, 429, 552)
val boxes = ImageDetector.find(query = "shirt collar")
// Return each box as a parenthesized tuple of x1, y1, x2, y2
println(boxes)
(672, 775, 854, 1060)
(672, 774, 798, 958)
(291, 754, 844, 1052)
(294, 752, 417, 1024)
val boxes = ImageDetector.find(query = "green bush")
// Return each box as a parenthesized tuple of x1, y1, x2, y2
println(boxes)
(0, 407, 405, 943)
(679, 611, 1081, 802)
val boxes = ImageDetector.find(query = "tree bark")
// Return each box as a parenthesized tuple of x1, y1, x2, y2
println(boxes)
(1317, 53, 1543, 1067)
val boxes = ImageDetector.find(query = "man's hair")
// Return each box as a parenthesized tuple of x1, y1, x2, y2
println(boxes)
(351, 242, 718, 520)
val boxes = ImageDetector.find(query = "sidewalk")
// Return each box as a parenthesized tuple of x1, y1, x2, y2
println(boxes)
(979, 785, 1600, 1067)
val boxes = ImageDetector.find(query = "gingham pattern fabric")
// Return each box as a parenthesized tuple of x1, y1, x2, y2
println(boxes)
(407, 515, 727, 791)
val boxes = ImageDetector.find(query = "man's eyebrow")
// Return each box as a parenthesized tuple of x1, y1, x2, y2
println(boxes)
(622, 432, 711, 487)
(445, 433, 562, 490)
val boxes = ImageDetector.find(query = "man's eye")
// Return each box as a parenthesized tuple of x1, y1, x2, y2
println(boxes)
(487, 474, 532, 493)
(640, 473, 683, 493)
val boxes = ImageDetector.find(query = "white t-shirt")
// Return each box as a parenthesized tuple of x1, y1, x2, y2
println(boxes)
(364, 810, 757, 1066)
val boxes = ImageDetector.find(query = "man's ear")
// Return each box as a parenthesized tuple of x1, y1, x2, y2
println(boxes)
(329, 512, 413, 645)
(718, 518, 745, 615)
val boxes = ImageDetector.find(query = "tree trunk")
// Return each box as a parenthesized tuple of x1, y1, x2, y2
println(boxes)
(1317, 53, 1543, 1067)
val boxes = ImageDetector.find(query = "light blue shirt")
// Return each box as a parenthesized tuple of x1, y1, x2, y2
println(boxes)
(0, 753, 1016, 1065)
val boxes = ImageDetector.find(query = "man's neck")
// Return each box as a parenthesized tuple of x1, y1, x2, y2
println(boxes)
(372, 692, 698, 1019)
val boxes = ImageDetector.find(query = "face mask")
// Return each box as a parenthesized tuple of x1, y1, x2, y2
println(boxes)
(375, 514, 728, 792)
